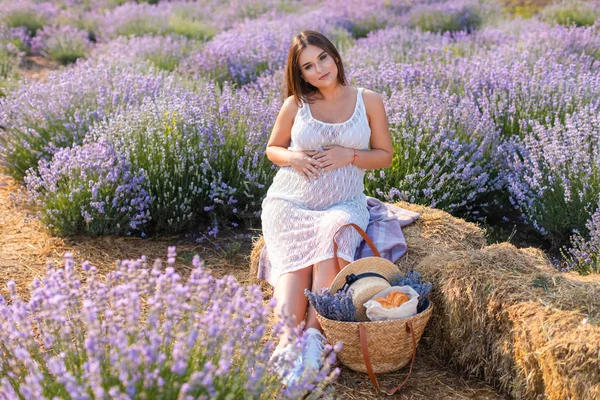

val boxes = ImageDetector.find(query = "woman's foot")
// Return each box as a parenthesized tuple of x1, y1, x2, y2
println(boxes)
(303, 328, 327, 373)
(270, 344, 305, 387)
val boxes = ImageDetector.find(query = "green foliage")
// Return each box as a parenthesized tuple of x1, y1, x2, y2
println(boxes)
(409, 3, 483, 34)
(47, 46, 88, 65)
(0, 43, 21, 97)
(2, 10, 47, 37)
(166, 14, 216, 41)
(351, 16, 388, 39)
(540, 0, 600, 27)
(114, 15, 166, 37)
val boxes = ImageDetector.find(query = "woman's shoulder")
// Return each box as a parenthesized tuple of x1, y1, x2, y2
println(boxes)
(360, 87, 383, 101)
(279, 95, 301, 121)
(360, 88, 385, 113)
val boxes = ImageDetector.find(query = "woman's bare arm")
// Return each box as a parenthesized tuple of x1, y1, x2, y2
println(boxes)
(353, 89, 393, 169)
(266, 96, 322, 181)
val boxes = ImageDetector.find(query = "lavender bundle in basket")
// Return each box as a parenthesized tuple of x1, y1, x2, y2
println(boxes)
(305, 288, 356, 322)
(390, 270, 433, 311)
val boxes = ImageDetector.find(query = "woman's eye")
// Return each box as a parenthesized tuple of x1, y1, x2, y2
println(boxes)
(320, 55, 327, 60)
(305, 65, 311, 70)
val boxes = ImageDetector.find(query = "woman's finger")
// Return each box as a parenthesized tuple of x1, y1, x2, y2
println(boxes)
(312, 152, 326, 160)
(308, 165, 322, 176)
(300, 171, 310, 182)
(304, 167, 317, 180)
(310, 158, 323, 167)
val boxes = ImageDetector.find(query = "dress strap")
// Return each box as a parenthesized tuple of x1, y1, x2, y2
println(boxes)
(356, 87, 365, 113)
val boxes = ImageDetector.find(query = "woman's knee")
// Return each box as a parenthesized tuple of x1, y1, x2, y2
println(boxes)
(274, 266, 313, 296)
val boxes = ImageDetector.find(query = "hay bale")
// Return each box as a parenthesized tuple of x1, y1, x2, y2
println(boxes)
(247, 202, 486, 283)
(393, 201, 486, 271)
(249, 235, 265, 284)
(417, 243, 600, 400)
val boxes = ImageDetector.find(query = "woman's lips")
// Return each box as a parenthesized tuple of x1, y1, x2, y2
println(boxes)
(319, 72, 330, 80)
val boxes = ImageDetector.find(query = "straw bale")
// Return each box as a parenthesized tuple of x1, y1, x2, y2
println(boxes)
(417, 243, 600, 400)
(248, 201, 487, 283)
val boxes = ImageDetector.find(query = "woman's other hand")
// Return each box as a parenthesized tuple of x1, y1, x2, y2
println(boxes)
(312, 145, 354, 172)
(290, 150, 323, 182)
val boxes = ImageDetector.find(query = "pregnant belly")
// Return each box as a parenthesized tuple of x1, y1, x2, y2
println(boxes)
(266, 165, 366, 210)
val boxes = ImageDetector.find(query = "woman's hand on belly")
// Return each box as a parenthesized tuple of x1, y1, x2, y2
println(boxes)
(312, 145, 355, 172)
(289, 150, 323, 182)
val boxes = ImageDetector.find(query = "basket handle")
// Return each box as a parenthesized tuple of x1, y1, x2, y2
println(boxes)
(333, 223, 380, 269)
(358, 320, 417, 396)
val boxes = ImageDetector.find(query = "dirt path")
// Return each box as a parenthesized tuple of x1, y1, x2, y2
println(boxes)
(0, 172, 504, 399)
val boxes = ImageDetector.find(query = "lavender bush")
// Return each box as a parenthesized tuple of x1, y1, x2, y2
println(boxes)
(180, 10, 352, 86)
(407, 0, 488, 34)
(539, 0, 600, 27)
(100, 2, 216, 41)
(0, 30, 24, 96)
(364, 86, 499, 216)
(24, 140, 151, 237)
(515, 21, 600, 61)
(100, 2, 172, 38)
(0, 61, 179, 181)
(30, 25, 92, 65)
(91, 35, 195, 72)
(503, 107, 600, 248)
(318, 0, 406, 39)
(0, 1, 59, 37)
(564, 204, 600, 274)
(0, 250, 340, 398)
(87, 83, 279, 235)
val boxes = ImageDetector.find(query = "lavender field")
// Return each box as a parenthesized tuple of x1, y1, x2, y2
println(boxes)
(0, 0, 599, 397)
(1, 0, 599, 273)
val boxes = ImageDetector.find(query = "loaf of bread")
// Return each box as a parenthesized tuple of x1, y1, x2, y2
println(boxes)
(373, 291, 410, 309)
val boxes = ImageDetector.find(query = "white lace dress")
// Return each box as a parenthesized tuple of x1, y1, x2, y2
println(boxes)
(261, 87, 371, 286)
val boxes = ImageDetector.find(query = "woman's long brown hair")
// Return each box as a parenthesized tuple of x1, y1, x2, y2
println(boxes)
(285, 30, 348, 107)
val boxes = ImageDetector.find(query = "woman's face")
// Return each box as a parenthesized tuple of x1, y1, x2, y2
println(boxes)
(298, 44, 338, 89)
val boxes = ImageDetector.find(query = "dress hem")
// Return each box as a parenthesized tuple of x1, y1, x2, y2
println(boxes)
(267, 251, 355, 287)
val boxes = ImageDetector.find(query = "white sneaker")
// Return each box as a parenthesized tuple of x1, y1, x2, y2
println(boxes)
(303, 328, 327, 374)
(270, 344, 304, 387)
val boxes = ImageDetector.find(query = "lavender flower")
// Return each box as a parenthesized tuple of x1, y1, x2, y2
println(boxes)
(0, 60, 180, 180)
(564, 202, 600, 274)
(364, 85, 499, 216)
(24, 139, 151, 236)
(90, 34, 195, 72)
(0, 251, 339, 398)
(180, 10, 351, 85)
(390, 270, 433, 311)
(305, 287, 357, 322)
(503, 106, 600, 248)
(407, 0, 494, 34)
(86, 81, 279, 234)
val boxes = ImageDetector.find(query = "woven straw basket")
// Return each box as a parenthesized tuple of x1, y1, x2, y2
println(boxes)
(317, 300, 433, 373)
(319, 223, 434, 395)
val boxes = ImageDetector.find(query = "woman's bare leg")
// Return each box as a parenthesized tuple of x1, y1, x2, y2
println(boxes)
(273, 266, 313, 348)
(305, 257, 350, 331)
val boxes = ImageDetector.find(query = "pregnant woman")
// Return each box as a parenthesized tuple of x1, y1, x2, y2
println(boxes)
(261, 30, 393, 384)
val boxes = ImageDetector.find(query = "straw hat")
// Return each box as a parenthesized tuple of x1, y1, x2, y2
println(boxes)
(329, 257, 401, 322)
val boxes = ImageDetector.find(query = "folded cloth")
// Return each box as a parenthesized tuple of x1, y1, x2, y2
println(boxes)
(257, 197, 420, 285)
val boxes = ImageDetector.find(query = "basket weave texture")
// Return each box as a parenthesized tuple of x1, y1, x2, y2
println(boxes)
(316, 301, 433, 374)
